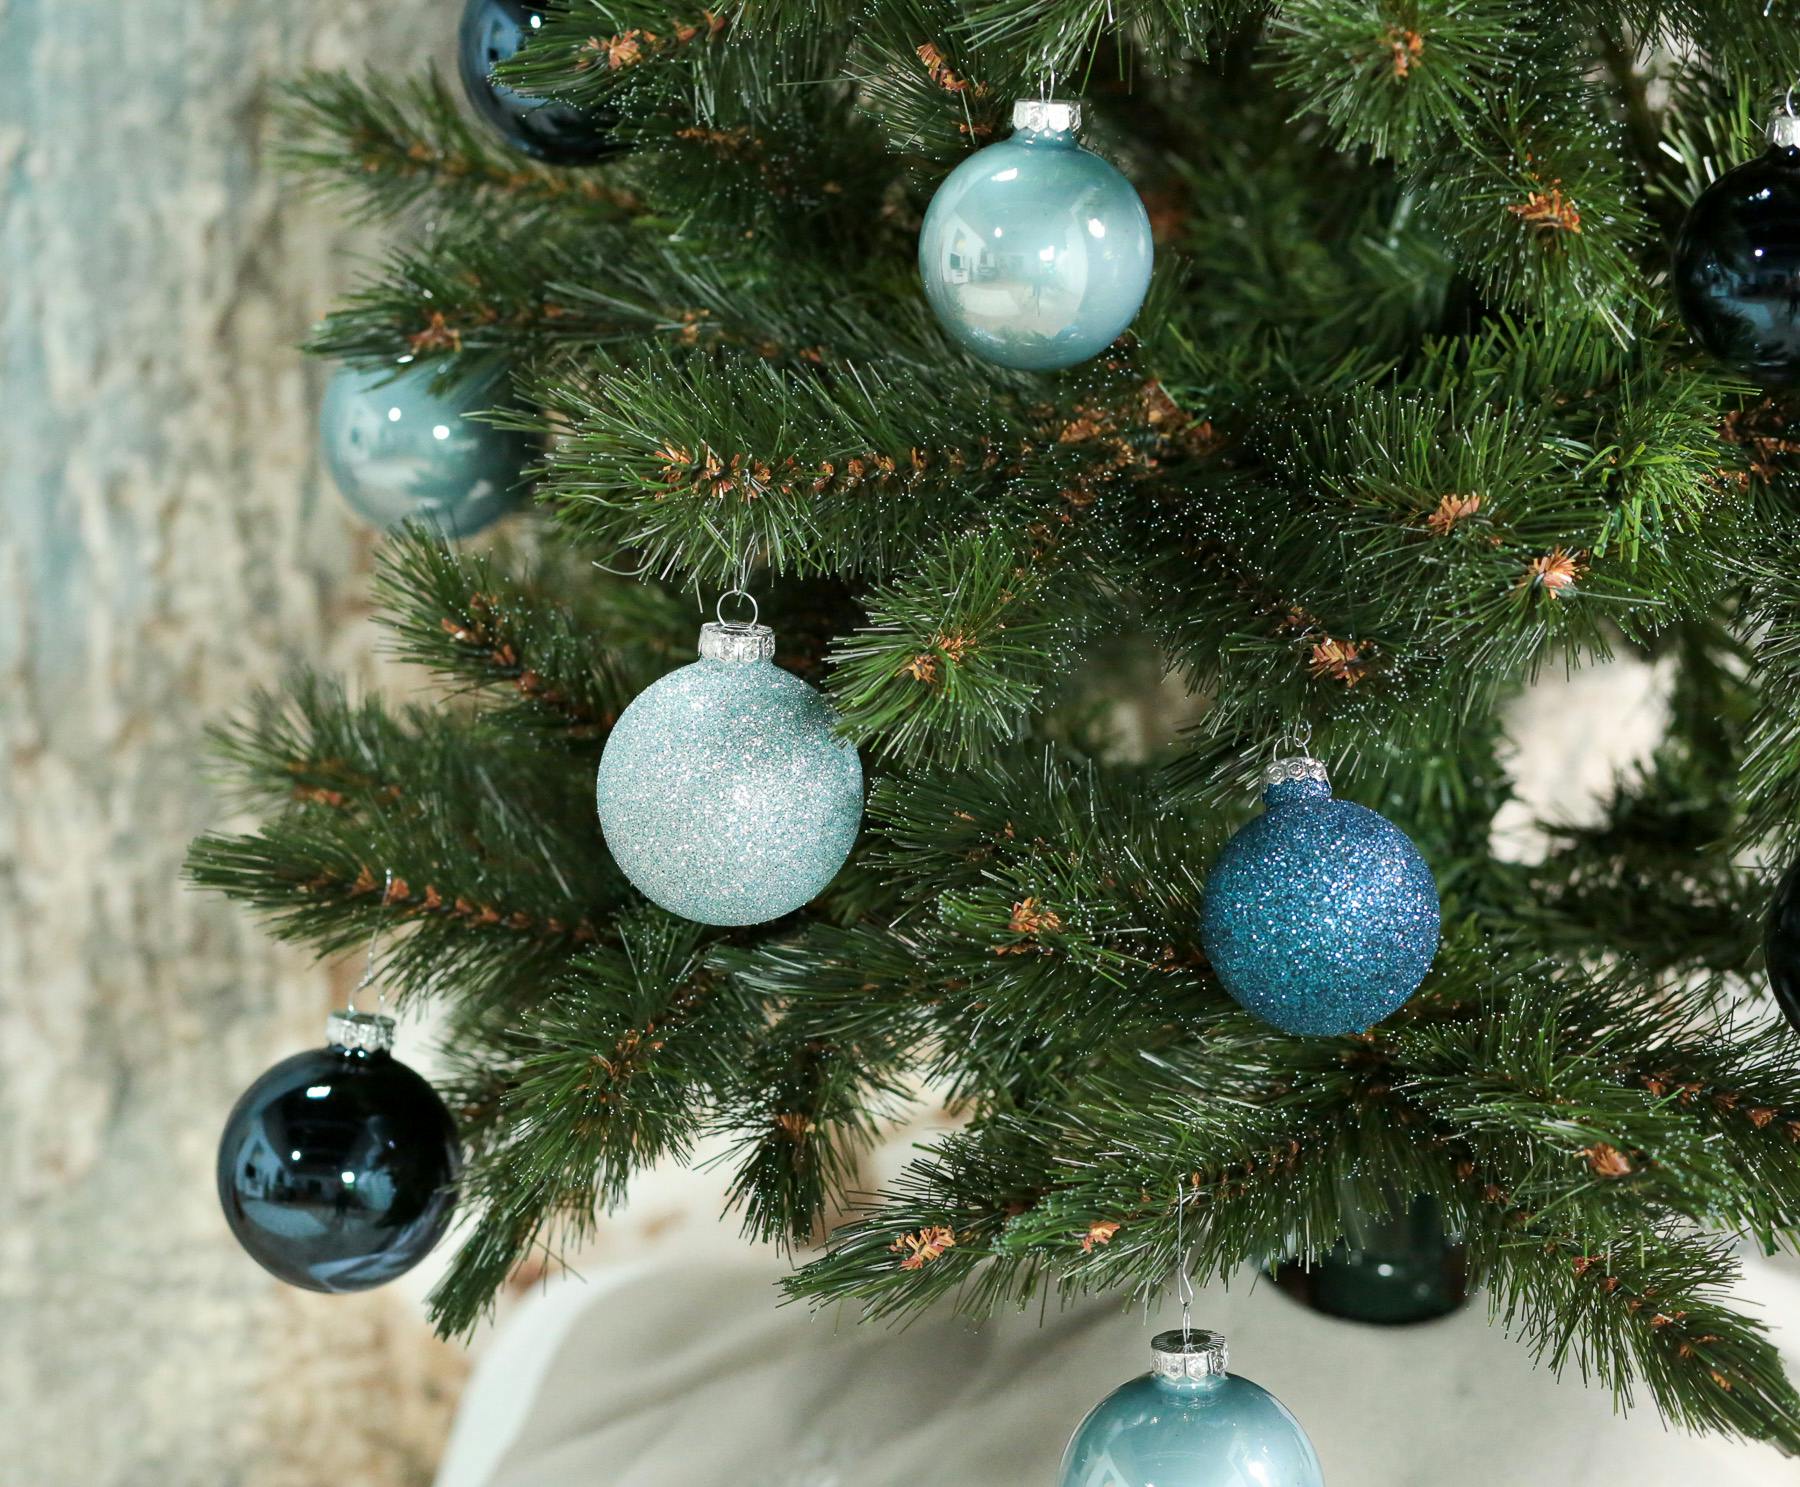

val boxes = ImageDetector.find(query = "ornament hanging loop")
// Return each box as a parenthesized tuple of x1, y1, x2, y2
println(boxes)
(716, 588, 760, 630)
(1271, 720, 1314, 760)
(349, 867, 396, 1020)
(699, 590, 776, 662)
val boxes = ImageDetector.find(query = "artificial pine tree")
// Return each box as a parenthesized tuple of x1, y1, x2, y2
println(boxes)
(190, 1, 1800, 1455)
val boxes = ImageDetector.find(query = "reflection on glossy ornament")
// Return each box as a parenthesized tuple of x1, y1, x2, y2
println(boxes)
(917, 99, 1153, 371)
(1674, 112, 1800, 384)
(1058, 1330, 1324, 1487)
(216, 1012, 461, 1293)
(1764, 857, 1800, 1035)
(457, 0, 624, 164)
(594, 602, 863, 926)
(319, 360, 530, 536)
(1200, 756, 1440, 1037)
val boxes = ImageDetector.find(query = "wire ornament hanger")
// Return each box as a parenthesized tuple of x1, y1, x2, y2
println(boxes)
(347, 867, 396, 1022)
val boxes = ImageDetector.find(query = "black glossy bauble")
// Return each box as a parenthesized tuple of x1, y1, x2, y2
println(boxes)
(457, 0, 624, 165)
(217, 1040, 461, 1292)
(1766, 858, 1800, 1034)
(1674, 145, 1800, 384)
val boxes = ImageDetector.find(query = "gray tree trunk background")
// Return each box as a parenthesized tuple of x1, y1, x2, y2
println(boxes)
(0, 4, 466, 1483)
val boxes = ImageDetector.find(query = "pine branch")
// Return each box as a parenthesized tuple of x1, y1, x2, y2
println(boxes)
(430, 910, 759, 1336)
(278, 68, 640, 222)
(785, 946, 1800, 1433)
(1269, 0, 1513, 161)
(372, 527, 691, 741)
(187, 694, 622, 1025)
(825, 531, 1067, 763)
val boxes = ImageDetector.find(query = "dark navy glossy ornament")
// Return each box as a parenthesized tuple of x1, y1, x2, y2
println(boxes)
(1200, 756, 1440, 1037)
(457, 0, 624, 164)
(1674, 112, 1800, 384)
(918, 99, 1153, 371)
(1273, 1192, 1469, 1326)
(1058, 1330, 1324, 1487)
(319, 359, 530, 537)
(1764, 857, 1800, 1034)
(217, 1012, 461, 1293)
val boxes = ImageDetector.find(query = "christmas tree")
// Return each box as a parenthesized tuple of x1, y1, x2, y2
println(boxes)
(190, 0, 1800, 1454)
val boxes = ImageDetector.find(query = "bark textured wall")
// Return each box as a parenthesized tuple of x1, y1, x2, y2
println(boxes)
(0, 4, 467, 1483)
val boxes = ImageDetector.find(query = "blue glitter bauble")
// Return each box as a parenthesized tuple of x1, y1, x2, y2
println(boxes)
(595, 620, 863, 926)
(1059, 1331, 1323, 1487)
(917, 99, 1153, 372)
(319, 360, 530, 537)
(1200, 760, 1440, 1037)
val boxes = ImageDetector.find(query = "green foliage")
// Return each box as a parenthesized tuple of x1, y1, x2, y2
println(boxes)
(185, 0, 1800, 1448)
(1269, 0, 1516, 160)
(278, 68, 641, 224)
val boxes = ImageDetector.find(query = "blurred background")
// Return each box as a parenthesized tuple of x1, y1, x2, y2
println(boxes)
(3, 3, 1798, 1484)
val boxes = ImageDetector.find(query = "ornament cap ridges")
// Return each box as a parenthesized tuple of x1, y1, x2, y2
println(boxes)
(698, 621, 777, 663)
(1261, 755, 1330, 789)
(1012, 98, 1082, 136)
(1771, 112, 1800, 150)
(326, 1010, 397, 1054)
(1150, 1328, 1228, 1381)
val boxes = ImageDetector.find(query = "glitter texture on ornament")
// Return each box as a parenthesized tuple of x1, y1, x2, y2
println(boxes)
(1199, 756, 1440, 1036)
(594, 611, 863, 926)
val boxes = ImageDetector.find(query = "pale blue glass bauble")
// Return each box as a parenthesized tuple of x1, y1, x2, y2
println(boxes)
(1059, 1331, 1324, 1487)
(594, 614, 863, 926)
(1200, 757, 1440, 1037)
(319, 360, 530, 536)
(917, 99, 1153, 371)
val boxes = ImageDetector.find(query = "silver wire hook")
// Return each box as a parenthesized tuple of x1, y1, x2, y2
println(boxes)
(1787, 79, 1797, 119)
(716, 588, 759, 629)
(1173, 1176, 1195, 1345)
(349, 867, 395, 1018)
(1270, 721, 1314, 759)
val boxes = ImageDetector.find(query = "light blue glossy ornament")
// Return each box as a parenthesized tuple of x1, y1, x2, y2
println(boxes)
(1201, 756, 1440, 1037)
(1059, 1330, 1324, 1487)
(319, 360, 530, 536)
(594, 601, 863, 926)
(918, 99, 1153, 371)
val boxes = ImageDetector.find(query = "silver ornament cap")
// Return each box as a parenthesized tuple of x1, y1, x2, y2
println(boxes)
(699, 620, 777, 663)
(1261, 756, 1330, 789)
(1012, 98, 1082, 135)
(1771, 111, 1800, 150)
(1151, 1328, 1229, 1381)
(326, 1010, 396, 1054)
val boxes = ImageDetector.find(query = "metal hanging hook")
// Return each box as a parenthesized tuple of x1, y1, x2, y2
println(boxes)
(1173, 1176, 1195, 1346)
(1270, 720, 1314, 759)
(349, 867, 396, 1019)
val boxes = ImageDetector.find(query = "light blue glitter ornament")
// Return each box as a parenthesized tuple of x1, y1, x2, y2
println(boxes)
(917, 99, 1153, 372)
(1059, 1330, 1324, 1487)
(594, 599, 863, 926)
(1200, 756, 1440, 1037)
(319, 360, 530, 536)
